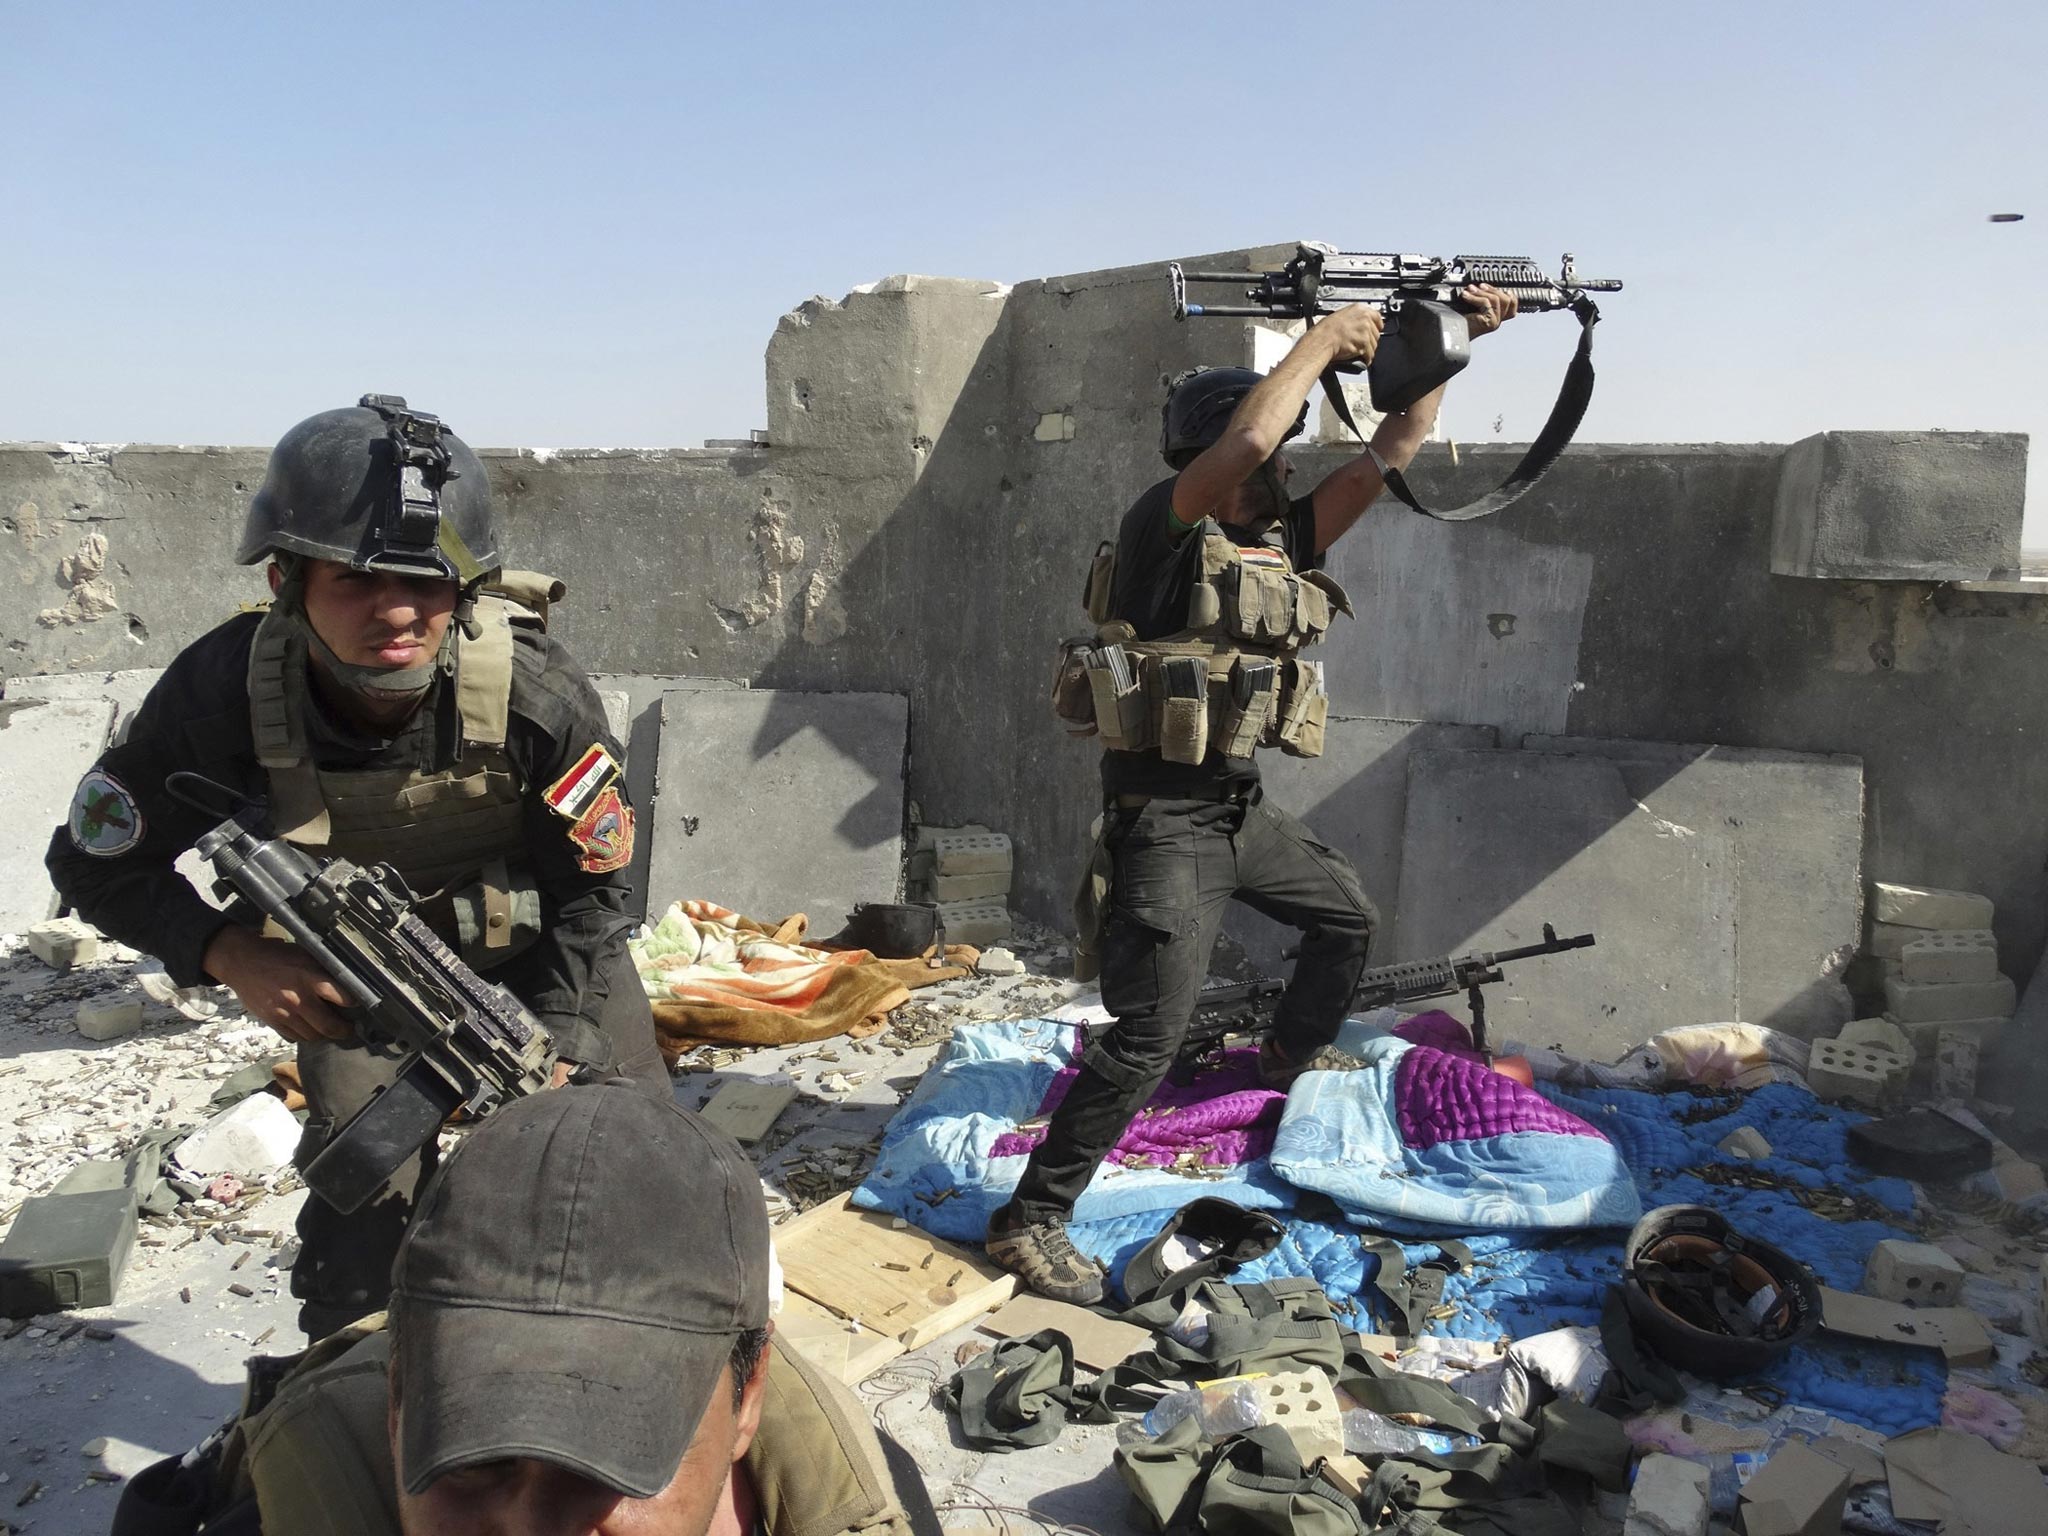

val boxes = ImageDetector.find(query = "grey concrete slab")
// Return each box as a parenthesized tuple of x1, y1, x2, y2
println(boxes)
(1520, 736, 1862, 1037)
(1225, 717, 1498, 971)
(589, 674, 750, 922)
(0, 694, 117, 933)
(5, 668, 165, 745)
(1770, 430, 2027, 581)
(1394, 747, 1738, 1060)
(647, 690, 907, 928)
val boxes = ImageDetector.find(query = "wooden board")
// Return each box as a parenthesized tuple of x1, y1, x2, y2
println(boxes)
(1817, 1286, 1996, 1365)
(699, 1079, 799, 1145)
(977, 1293, 1153, 1372)
(776, 1193, 1017, 1348)
(775, 1292, 906, 1384)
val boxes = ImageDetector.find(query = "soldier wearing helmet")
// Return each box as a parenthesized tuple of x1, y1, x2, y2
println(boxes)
(46, 396, 668, 1341)
(989, 290, 1520, 1305)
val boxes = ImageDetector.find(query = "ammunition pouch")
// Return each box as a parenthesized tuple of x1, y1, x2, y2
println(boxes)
(1055, 527, 1348, 762)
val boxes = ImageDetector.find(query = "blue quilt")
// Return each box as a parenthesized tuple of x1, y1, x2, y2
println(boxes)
(851, 1019, 1942, 1434)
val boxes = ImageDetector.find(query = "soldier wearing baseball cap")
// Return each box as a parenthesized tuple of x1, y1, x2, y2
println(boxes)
(116, 1084, 933, 1535)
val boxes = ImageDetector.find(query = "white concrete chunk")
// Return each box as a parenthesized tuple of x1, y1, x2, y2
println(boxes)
(1890, 1013, 2005, 1055)
(1623, 1451, 1709, 1536)
(1882, 972, 2015, 1023)
(173, 1092, 302, 1179)
(1870, 881, 1994, 931)
(1837, 1016, 1914, 1059)
(1863, 1240, 1964, 1306)
(1718, 1126, 1773, 1161)
(1933, 1028, 1983, 1100)
(1899, 929, 1998, 984)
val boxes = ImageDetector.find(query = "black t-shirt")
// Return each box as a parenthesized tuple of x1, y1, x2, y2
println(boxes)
(1098, 475, 1321, 799)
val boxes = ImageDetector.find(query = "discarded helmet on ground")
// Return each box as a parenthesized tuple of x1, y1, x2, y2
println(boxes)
(1160, 367, 1308, 467)
(1619, 1204, 1820, 1379)
(237, 394, 499, 584)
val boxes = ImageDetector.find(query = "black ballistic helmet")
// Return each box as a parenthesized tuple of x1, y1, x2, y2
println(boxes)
(1619, 1205, 1821, 1379)
(1160, 367, 1309, 467)
(237, 394, 499, 584)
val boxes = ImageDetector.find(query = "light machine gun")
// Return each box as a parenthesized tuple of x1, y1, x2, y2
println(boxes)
(1170, 243, 1622, 522)
(1176, 923, 1596, 1080)
(172, 774, 558, 1215)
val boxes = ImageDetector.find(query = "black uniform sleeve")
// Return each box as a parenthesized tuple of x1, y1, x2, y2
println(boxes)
(1109, 478, 1209, 642)
(500, 631, 636, 1067)
(44, 617, 269, 987)
(1281, 493, 1324, 573)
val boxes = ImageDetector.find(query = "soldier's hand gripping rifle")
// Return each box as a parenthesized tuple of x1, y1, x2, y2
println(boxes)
(170, 773, 558, 1215)
(1170, 243, 1622, 522)
(1355, 924, 1596, 1055)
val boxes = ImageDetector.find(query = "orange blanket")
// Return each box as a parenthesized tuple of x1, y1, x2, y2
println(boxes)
(630, 899, 974, 1058)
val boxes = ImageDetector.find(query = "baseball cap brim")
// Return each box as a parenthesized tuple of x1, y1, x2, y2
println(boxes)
(396, 1299, 736, 1500)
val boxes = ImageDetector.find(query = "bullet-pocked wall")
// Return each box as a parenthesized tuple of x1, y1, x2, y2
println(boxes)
(2, 247, 2041, 987)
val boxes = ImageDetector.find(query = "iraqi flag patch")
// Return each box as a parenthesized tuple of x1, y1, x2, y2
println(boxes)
(569, 783, 633, 874)
(69, 769, 144, 857)
(544, 743, 621, 822)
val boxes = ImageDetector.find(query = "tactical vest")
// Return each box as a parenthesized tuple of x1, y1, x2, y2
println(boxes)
(1051, 524, 1350, 764)
(245, 572, 565, 971)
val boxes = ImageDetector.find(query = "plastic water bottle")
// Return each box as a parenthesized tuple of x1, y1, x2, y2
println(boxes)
(1341, 1408, 1478, 1458)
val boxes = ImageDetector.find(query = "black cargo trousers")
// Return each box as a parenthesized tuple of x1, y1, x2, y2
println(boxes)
(289, 948, 670, 1340)
(1007, 788, 1377, 1225)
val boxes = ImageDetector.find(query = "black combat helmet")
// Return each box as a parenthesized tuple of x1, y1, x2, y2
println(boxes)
(237, 395, 499, 585)
(1160, 367, 1309, 467)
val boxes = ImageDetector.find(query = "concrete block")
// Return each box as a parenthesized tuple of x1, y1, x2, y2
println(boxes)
(0, 693, 117, 933)
(1736, 1439, 1850, 1536)
(0, 1189, 136, 1316)
(912, 822, 993, 854)
(1883, 972, 2015, 1023)
(936, 903, 1011, 948)
(1516, 737, 1863, 1039)
(1719, 1127, 1773, 1161)
(172, 1092, 302, 1178)
(1864, 921, 1921, 960)
(1228, 718, 1497, 971)
(1899, 930, 1998, 985)
(26, 916, 99, 970)
(1252, 1370, 1344, 1467)
(1871, 881, 1994, 931)
(925, 867, 1011, 903)
(596, 689, 631, 755)
(1837, 1016, 1914, 1059)
(646, 690, 908, 928)
(75, 993, 143, 1041)
(1933, 1028, 1982, 1100)
(1807, 1039, 1908, 1108)
(1863, 1240, 1964, 1306)
(1891, 1013, 2004, 1056)
(4, 668, 164, 745)
(929, 831, 1011, 877)
(1624, 1452, 1710, 1536)
(1393, 747, 1739, 1061)
(1769, 430, 2026, 582)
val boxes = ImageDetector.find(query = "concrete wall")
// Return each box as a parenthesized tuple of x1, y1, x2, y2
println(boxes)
(5, 245, 2043, 991)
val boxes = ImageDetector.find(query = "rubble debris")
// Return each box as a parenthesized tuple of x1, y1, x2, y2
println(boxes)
(1862, 1239, 1964, 1304)
(1817, 1285, 1996, 1365)
(1833, 1016, 1912, 1059)
(1805, 1038, 1907, 1107)
(1736, 1440, 1849, 1536)
(26, 919, 99, 973)
(171, 1092, 300, 1179)
(1718, 1127, 1772, 1161)
(974, 946, 1024, 977)
(1884, 1424, 2048, 1533)
(1625, 1451, 1711, 1536)
(1934, 1027, 1983, 1099)
(697, 1078, 798, 1145)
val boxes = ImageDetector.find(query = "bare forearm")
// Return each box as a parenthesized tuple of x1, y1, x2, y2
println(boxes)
(1225, 330, 1338, 460)
(1370, 385, 1444, 473)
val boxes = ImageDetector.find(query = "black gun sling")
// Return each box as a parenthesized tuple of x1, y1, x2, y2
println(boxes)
(1317, 297, 1600, 524)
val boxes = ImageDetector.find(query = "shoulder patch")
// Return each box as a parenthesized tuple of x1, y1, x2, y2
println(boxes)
(543, 744, 620, 822)
(69, 769, 144, 858)
(568, 783, 633, 874)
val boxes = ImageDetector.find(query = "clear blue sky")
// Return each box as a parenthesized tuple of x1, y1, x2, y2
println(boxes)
(5, 2, 2043, 539)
